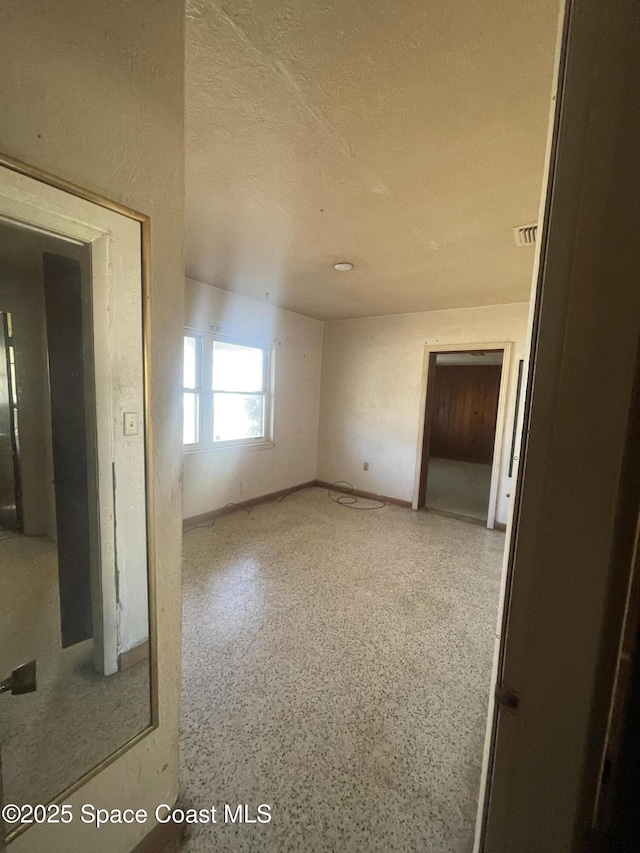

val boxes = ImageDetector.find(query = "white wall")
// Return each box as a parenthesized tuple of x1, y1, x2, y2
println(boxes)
(1, 1, 184, 851)
(183, 278, 323, 519)
(317, 303, 530, 525)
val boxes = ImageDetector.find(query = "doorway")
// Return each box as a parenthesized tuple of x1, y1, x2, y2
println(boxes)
(415, 345, 510, 528)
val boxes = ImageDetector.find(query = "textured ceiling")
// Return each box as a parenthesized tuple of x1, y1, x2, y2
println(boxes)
(186, 0, 559, 320)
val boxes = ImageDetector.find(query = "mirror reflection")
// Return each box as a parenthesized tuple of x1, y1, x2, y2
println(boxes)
(0, 220, 151, 809)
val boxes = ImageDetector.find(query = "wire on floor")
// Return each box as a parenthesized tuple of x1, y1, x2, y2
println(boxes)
(327, 481, 386, 510)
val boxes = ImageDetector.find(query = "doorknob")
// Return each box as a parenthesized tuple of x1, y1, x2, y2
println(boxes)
(0, 660, 36, 695)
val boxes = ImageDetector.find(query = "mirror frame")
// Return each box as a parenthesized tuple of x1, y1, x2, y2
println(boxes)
(0, 152, 158, 843)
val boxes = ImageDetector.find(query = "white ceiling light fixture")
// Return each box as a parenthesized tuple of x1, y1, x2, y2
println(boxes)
(334, 262, 353, 271)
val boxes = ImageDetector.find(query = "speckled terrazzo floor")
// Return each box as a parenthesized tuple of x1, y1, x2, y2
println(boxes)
(0, 535, 150, 808)
(180, 486, 504, 852)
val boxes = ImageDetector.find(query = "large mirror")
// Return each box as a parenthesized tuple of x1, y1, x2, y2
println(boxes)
(0, 161, 154, 839)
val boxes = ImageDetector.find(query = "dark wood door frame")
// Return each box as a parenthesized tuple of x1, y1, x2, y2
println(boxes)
(413, 342, 512, 529)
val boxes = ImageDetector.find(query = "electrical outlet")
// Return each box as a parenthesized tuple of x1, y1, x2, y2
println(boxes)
(123, 412, 139, 436)
(363, 462, 369, 471)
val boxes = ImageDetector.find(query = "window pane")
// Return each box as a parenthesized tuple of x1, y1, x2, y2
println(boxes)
(212, 341, 264, 392)
(183, 391, 199, 444)
(184, 336, 198, 388)
(213, 393, 264, 442)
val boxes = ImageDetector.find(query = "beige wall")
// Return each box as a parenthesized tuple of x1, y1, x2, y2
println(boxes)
(184, 278, 323, 519)
(1, 1, 184, 851)
(317, 303, 529, 524)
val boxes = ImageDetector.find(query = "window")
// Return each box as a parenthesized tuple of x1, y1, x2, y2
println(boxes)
(183, 335, 200, 445)
(183, 332, 271, 449)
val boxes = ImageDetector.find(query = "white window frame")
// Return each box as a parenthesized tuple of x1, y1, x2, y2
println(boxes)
(183, 332, 203, 448)
(183, 328, 274, 452)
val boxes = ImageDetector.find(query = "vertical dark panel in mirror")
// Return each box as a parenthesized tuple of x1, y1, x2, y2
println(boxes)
(42, 253, 93, 648)
(0, 312, 22, 533)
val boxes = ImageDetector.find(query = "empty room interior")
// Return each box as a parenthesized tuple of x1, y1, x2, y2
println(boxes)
(8, 0, 638, 851)
(179, 2, 559, 850)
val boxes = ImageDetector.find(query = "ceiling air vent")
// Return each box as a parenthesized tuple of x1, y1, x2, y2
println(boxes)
(513, 223, 538, 247)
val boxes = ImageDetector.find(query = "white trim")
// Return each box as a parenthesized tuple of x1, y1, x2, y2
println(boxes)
(411, 340, 512, 530)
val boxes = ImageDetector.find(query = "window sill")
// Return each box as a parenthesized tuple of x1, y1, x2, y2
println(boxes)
(184, 440, 275, 455)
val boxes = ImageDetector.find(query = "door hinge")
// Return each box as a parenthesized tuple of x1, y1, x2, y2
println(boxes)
(495, 684, 519, 711)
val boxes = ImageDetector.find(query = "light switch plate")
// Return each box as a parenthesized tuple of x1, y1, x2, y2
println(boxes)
(123, 412, 139, 436)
